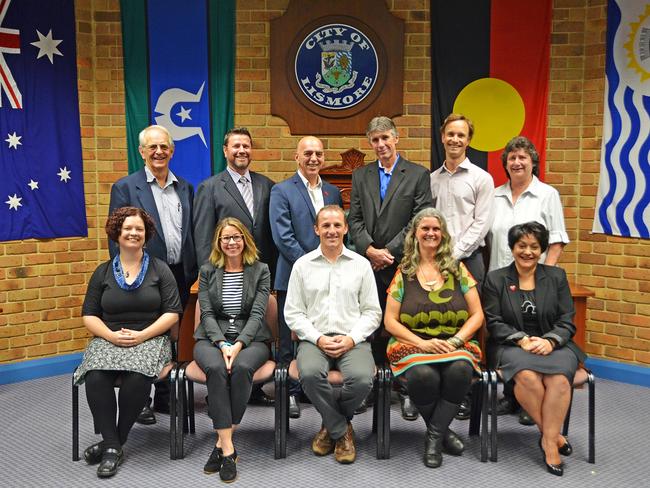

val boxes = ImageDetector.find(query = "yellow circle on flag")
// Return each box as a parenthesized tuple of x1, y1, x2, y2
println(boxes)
(452, 78, 525, 152)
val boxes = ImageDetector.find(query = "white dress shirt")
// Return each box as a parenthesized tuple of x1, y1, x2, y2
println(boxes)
(430, 158, 495, 260)
(145, 166, 182, 264)
(284, 245, 382, 346)
(489, 175, 570, 272)
(296, 170, 324, 213)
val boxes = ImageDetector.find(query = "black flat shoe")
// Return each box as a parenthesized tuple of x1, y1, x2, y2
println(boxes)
(83, 442, 103, 465)
(97, 448, 123, 478)
(558, 437, 573, 456)
(203, 446, 224, 474)
(538, 437, 563, 477)
(220, 452, 238, 483)
(455, 398, 471, 421)
(400, 394, 419, 421)
(442, 428, 464, 456)
(136, 398, 156, 425)
(289, 395, 301, 419)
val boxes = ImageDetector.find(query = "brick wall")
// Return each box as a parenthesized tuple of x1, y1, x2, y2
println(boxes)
(1, 0, 649, 367)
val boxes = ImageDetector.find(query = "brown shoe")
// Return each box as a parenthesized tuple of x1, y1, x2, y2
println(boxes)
(312, 426, 334, 456)
(334, 423, 356, 464)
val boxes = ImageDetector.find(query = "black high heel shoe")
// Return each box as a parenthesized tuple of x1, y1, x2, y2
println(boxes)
(558, 436, 573, 456)
(538, 437, 563, 477)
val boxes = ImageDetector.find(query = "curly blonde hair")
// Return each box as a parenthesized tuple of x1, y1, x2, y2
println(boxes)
(400, 208, 460, 281)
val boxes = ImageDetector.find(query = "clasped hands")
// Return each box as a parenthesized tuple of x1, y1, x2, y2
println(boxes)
(366, 246, 394, 271)
(219, 341, 243, 373)
(110, 328, 146, 347)
(317, 335, 355, 358)
(519, 336, 553, 355)
(418, 337, 456, 354)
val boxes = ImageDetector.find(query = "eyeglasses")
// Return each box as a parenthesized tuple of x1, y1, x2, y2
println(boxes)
(220, 234, 243, 244)
(144, 144, 171, 152)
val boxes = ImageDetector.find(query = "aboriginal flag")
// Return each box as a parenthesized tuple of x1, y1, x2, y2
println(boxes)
(121, 0, 235, 188)
(431, 0, 551, 186)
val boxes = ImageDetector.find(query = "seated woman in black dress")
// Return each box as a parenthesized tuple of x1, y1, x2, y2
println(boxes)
(384, 208, 484, 468)
(74, 207, 182, 478)
(194, 217, 271, 483)
(483, 221, 587, 477)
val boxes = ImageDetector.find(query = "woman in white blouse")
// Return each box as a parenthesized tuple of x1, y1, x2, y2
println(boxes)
(488, 136, 569, 272)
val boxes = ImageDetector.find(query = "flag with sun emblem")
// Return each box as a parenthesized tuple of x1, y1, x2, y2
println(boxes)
(593, 0, 650, 239)
(0, 0, 87, 242)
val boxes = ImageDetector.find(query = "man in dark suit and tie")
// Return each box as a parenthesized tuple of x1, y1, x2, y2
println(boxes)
(109, 124, 198, 424)
(193, 127, 277, 405)
(270, 136, 343, 418)
(348, 116, 433, 419)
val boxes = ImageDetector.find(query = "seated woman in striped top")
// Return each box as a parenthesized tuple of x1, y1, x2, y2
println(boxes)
(193, 217, 271, 483)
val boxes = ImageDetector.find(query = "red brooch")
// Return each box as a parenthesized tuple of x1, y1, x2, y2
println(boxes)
(509, 285, 517, 292)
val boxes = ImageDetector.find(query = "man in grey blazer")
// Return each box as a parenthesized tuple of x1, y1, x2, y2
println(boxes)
(109, 124, 198, 423)
(348, 116, 433, 418)
(270, 136, 343, 418)
(193, 127, 277, 405)
(193, 127, 277, 276)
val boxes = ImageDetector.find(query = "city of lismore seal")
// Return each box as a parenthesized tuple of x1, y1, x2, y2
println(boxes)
(294, 23, 379, 110)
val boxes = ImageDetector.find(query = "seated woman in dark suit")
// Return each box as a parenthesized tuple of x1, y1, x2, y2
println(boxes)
(193, 217, 271, 483)
(384, 208, 484, 468)
(74, 207, 182, 478)
(483, 221, 587, 477)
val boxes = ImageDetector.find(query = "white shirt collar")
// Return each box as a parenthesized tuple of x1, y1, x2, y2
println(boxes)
(296, 170, 322, 189)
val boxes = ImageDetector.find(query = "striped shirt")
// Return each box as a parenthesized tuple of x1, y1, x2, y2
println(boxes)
(222, 271, 243, 336)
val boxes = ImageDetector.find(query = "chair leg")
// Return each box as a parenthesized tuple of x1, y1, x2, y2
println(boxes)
(489, 371, 498, 462)
(169, 367, 178, 460)
(382, 367, 392, 459)
(274, 366, 285, 459)
(479, 371, 488, 462)
(72, 381, 79, 461)
(177, 365, 187, 459)
(281, 367, 289, 458)
(373, 371, 382, 459)
(588, 372, 595, 464)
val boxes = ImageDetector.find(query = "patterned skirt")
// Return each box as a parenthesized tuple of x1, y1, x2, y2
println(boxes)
(387, 337, 482, 377)
(73, 335, 172, 385)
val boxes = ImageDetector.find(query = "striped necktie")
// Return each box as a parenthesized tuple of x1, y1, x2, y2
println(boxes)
(239, 176, 255, 217)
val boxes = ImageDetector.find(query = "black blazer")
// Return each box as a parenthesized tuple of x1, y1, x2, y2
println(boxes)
(193, 170, 277, 279)
(108, 168, 198, 291)
(194, 260, 271, 347)
(483, 262, 587, 367)
(348, 157, 433, 261)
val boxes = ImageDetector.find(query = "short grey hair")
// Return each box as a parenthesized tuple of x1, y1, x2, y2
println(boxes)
(138, 125, 175, 149)
(366, 116, 398, 139)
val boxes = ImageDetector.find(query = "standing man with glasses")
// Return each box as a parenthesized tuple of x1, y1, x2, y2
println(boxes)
(109, 124, 198, 425)
(270, 136, 343, 419)
(193, 127, 277, 406)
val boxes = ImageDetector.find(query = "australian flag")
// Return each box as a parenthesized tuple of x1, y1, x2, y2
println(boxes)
(0, 0, 87, 242)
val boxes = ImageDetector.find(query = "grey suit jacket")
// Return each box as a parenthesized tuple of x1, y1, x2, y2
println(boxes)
(108, 168, 198, 290)
(193, 170, 277, 277)
(483, 262, 587, 367)
(348, 157, 433, 261)
(194, 260, 271, 347)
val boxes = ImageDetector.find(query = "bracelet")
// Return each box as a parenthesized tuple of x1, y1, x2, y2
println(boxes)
(546, 338, 556, 350)
(446, 336, 465, 349)
(218, 341, 232, 350)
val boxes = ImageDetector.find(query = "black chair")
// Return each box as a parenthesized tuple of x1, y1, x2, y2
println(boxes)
(382, 366, 492, 462)
(275, 336, 389, 459)
(72, 324, 181, 461)
(488, 367, 595, 463)
(175, 295, 280, 459)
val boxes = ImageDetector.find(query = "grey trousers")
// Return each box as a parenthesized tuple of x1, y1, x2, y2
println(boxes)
(194, 339, 269, 429)
(297, 340, 374, 440)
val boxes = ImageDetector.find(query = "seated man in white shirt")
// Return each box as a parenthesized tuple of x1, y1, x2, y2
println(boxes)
(284, 205, 382, 464)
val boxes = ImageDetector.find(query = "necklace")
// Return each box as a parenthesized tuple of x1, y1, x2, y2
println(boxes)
(121, 259, 141, 278)
(418, 264, 441, 289)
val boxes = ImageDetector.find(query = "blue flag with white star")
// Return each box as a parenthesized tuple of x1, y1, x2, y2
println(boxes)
(0, 0, 87, 242)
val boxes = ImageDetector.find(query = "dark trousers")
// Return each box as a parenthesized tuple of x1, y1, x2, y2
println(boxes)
(461, 248, 485, 296)
(85, 370, 154, 449)
(369, 264, 395, 365)
(194, 339, 269, 429)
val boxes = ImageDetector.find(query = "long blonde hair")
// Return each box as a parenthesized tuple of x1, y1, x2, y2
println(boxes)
(209, 217, 259, 268)
(400, 208, 460, 281)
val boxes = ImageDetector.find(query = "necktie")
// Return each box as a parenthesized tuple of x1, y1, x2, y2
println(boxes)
(239, 176, 255, 217)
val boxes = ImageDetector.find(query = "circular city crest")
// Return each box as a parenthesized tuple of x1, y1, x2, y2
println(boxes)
(294, 23, 379, 110)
